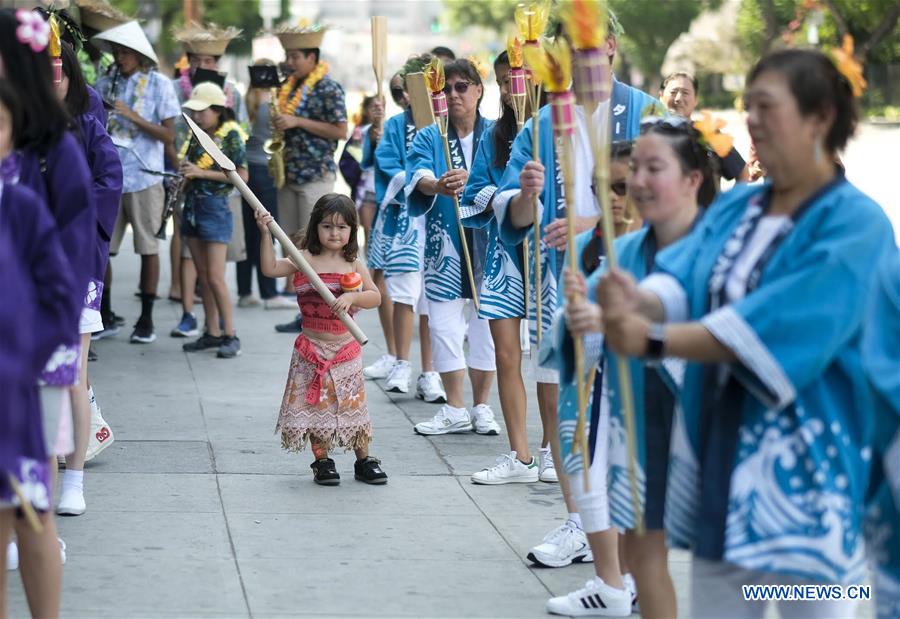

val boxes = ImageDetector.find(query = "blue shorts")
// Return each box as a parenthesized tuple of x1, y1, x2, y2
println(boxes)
(181, 194, 233, 243)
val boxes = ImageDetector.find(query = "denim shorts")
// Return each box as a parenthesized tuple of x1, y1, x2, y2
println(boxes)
(181, 193, 233, 243)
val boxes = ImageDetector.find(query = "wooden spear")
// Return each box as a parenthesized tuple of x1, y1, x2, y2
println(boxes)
(370, 16, 387, 132)
(182, 113, 368, 345)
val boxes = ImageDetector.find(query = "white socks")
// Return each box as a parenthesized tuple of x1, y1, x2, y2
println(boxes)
(567, 512, 583, 530)
(62, 469, 84, 493)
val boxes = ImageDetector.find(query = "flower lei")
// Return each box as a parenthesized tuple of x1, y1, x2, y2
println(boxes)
(277, 61, 329, 116)
(107, 73, 149, 139)
(179, 120, 248, 170)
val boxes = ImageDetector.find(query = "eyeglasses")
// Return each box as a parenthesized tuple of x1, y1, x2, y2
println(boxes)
(610, 181, 627, 197)
(640, 115, 691, 134)
(390, 87, 405, 102)
(443, 81, 472, 95)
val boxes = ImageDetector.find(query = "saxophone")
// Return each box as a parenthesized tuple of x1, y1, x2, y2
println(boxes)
(264, 86, 286, 189)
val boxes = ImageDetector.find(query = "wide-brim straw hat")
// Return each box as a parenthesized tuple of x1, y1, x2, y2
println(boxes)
(75, 0, 130, 33)
(173, 21, 242, 56)
(91, 20, 159, 65)
(274, 23, 328, 51)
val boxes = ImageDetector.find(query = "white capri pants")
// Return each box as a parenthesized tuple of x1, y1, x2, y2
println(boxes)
(386, 271, 429, 316)
(568, 366, 611, 533)
(428, 298, 496, 374)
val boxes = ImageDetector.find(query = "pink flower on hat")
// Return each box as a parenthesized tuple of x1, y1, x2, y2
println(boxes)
(16, 9, 50, 53)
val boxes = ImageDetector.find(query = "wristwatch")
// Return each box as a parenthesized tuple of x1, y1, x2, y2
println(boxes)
(644, 323, 666, 361)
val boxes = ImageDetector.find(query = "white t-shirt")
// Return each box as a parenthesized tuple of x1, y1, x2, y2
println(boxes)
(459, 132, 474, 170)
(725, 215, 790, 303)
(570, 100, 611, 217)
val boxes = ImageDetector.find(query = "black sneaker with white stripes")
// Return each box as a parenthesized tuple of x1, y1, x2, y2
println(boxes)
(545, 577, 632, 617)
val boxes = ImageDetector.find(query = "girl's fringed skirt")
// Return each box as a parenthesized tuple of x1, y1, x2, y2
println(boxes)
(276, 332, 371, 453)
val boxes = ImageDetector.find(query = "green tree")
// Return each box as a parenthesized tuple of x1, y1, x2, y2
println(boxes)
(442, 0, 721, 84)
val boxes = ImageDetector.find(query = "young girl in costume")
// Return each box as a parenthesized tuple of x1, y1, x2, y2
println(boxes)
(257, 193, 387, 486)
(179, 82, 247, 359)
(0, 74, 79, 618)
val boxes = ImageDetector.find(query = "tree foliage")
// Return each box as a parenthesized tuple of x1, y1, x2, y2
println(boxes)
(442, 0, 721, 83)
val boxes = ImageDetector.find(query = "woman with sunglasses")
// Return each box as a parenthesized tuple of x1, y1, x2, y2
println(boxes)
(598, 49, 895, 618)
(363, 55, 444, 401)
(405, 58, 500, 437)
(492, 15, 662, 572)
(548, 123, 716, 617)
(460, 51, 537, 485)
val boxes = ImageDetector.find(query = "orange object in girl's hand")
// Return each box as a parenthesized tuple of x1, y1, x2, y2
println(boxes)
(340, 272, 363, 293)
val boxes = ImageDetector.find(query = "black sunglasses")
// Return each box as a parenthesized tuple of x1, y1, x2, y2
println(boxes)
(610, 181, 627, 197)
(443, 81, 472, 95)
(390, 87, 404, 102)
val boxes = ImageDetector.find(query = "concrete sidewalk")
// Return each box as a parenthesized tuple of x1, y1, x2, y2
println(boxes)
(7, 244, 874, 618)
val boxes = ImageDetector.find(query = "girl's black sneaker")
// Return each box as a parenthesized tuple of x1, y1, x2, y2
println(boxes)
(354, 457, 388, 485)
(310, 458, 340, 486)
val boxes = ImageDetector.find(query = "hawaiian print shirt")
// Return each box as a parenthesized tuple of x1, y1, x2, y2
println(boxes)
(95, 70, 180, 194)
(283, 76, 347, 185)
(183, 126, 247, 198)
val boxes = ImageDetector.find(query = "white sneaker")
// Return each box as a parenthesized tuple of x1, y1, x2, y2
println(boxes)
(471, 451, 539, 485)
(238, 295, 262, 308)
(58, 538, 67, 565)
(6, 541, 17, 570)
(527, 521, 593, 567)
(57, 486, 86, 516)
(85, 402, 114, 462)
(264, 295, 296, 310)
(363, 354, 396, 380)
(623, 573, 638, 612)
(539, 446, 559, 483)
(546, 577, 633, 617)
(384, 361, 411, 393)
(414, 405, 472, 435)
(415, 371, 447, 403)
(471, 403, 501, 435)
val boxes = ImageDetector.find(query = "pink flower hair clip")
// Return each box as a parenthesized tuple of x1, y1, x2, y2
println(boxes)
(16, 9, 50, 53)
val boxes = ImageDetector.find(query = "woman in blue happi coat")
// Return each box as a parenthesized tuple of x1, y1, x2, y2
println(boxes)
(549, 128, 717, 617)
(598, 49, 897, 618)
(492, 17, 662, 571)
(460, 51, 536, 484)
(361, 57, 442, 400)
(404, 58, 499, 437)
(862, 251, 900, 619)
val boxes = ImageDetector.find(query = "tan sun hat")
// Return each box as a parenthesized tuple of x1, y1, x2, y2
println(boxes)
(182, 82, 227, 111)
(75, 0, 130, 33)
(274, 22, 329, 51)
(91, 20, 159, 65)
(173, 21, 242, 57)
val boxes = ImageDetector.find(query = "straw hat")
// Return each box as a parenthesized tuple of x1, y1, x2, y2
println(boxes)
(173, 21, 242, 57)
(182, 82, 227, 111)
(75, 0, 130, 33)
(91, 20, 158, 65)
(274, 22, 329, 51)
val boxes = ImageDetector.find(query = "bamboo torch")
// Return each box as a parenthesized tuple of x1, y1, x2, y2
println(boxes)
(565, 0, 643, 533)
(424, 59, 480, 310)
(507, 35, 531, 351)
(524, 39, 590, 489)
(182, 113, 368, 345)
(370, 16, 387, 132)
(516, 1, 549, 347)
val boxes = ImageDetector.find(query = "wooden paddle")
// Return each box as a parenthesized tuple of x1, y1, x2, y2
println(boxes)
(370, 16, 387, 131)
(405, 72, 435, 130)
(182, 113, 368, 345)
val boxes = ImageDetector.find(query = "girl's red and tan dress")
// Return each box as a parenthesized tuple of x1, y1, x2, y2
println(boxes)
(277, 272, 371, 452)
